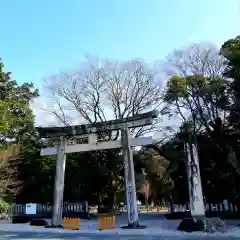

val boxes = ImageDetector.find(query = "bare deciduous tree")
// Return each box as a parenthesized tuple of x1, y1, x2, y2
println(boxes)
(164, 42, 225, 77)
(43, 57, 163, 138)
(161, 43, 229, 131)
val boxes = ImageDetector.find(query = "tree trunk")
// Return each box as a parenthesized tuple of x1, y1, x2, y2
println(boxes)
(168, 194, 174, 212)
(112, 192, 117, 212)
(97, 195, 102, 212)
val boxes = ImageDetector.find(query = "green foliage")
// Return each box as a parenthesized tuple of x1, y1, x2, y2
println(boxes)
(164, 75, 188, 102)
(0, 58, 39, 202)
(16, 139, 56, 203)
(0, 59, 39, 143)
(0, 197, 9, 213)
(162, 73, 230, 134)
(221, 36, 240, 130)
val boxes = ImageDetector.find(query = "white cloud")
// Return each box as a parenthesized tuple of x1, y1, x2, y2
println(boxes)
(31, 96, 58, 127)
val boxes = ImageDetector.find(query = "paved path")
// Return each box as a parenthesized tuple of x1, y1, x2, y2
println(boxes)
(0, 231, 238, 239)
(0, 213, 239, 239)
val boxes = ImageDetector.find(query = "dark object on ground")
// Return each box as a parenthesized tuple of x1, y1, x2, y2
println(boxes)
(177, 217, 227, 233)
(12, 216, 29, 224)
(121, 224, 146, 229)
(177, 218, 204, 232)
(45, 224, 63, 228)
(30, 219, 48, 226)
(12, 212, 89, 224)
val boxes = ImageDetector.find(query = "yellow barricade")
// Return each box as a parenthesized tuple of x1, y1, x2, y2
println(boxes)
(63, 217, 80, 230)
(98, 215, 116, 230)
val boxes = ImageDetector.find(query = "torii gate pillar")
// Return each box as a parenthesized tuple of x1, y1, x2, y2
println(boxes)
(122, 125, 139, 227)
(52, 137, 67, 227)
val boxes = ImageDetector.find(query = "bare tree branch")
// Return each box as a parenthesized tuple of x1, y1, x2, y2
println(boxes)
(161, 43, 228, 133)
(164, 43, 225, 78)
(43, 57, 163, 138)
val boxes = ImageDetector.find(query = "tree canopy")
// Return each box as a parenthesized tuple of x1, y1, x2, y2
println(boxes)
(1, 35, 240, 211)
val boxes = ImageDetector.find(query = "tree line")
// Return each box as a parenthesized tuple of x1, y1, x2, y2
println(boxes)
(0, 36, 239, 212)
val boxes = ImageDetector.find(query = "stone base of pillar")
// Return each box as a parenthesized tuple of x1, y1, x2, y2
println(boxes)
(121, 224, 146, 229)
(177, 217, 227, 233)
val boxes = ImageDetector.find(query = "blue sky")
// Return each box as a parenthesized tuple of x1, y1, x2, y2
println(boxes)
(0, 0, 239, 90)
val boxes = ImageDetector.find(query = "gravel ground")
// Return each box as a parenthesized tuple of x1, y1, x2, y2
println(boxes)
(0, 213, 239, 239)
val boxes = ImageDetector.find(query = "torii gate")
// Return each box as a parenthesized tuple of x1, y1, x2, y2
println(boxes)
(36, 110, 158, 228)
